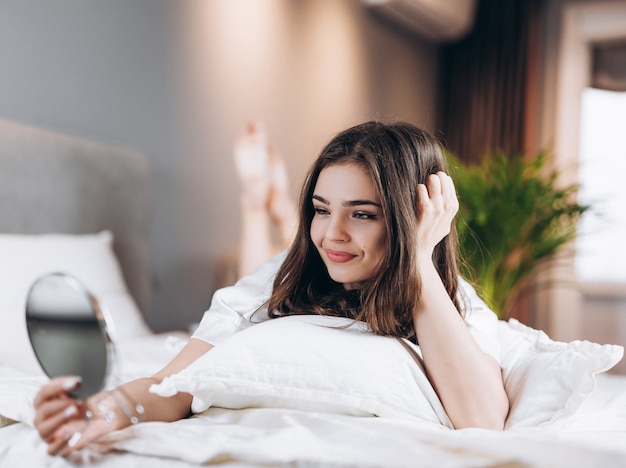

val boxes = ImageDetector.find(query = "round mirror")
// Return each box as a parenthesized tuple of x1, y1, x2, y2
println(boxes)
(25, 273, 114, 399)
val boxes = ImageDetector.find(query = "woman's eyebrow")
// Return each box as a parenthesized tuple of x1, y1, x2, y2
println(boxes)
(344, 199, 381, 208)
(312, 194, 381, 208)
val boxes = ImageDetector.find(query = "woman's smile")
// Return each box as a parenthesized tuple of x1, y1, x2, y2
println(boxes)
(325, 248, 357, 263)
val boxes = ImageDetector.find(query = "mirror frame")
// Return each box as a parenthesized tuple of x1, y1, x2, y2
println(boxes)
(25, 272, 116, 398)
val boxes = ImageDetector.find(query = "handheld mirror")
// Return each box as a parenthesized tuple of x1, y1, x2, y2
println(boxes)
(26, 272, 114, 399)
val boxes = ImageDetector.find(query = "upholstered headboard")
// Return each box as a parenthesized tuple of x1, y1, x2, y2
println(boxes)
(0, 118, 152, 316)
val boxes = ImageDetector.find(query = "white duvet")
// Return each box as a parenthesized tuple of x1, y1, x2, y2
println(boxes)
(1, 324, 626, 468)
(1, 374, 626, 467)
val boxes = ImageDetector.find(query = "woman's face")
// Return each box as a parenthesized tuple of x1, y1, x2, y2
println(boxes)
(310, 163, 387, 289)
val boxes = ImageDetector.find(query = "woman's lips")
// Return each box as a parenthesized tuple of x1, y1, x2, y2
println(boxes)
(325, 249, 357, 263)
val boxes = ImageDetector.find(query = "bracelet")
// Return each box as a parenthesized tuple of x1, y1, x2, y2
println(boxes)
(92, 388, 146, 426)
(110, 390, 136, 424)
(94, 393, 116, 425)
(114, 387, 145, 425)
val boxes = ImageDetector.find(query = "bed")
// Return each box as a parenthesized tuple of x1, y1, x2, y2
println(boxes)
(1, 118, 626, 467)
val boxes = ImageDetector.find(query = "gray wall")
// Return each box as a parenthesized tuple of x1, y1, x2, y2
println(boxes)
(0, 0, 439, 332)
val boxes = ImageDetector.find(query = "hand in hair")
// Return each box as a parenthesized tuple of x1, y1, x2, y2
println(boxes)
(415, 171, 459, 265)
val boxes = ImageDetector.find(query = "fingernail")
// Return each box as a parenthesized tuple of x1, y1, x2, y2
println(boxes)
(67, 431, 82, 448)
(64, 405, 78, 418)
(62, 376, 82, 390)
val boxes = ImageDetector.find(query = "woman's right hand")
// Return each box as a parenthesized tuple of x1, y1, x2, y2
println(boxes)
(415, 171, 459, 265)
(33, 376, 117, 456)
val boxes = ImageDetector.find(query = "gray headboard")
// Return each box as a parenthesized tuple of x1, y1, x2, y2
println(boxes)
(0, 118, 152, 316)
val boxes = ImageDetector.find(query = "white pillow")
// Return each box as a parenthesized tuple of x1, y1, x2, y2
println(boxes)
(151, 315, 452, 427)
(499, 318, 623, 430)
(152, 312, 622, 430)
(0, 232, 151, 376)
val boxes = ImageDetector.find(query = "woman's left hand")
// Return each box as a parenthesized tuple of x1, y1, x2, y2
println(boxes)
(33, 376, 116, 456)
(415, 172, 459, 261)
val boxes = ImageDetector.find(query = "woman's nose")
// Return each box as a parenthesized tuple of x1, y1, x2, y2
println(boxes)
(325, 215, 349, 241)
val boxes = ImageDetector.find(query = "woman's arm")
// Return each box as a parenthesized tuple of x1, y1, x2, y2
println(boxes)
(109, 338, 214, 424)
(413, 173, 508, 430)
(34, 338, 213, 456)
(413, 261, 508, 429)
(33, 234, 286, 458)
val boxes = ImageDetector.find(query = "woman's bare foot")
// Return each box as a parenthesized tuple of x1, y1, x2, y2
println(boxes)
(268, 147, 297, 247)
(233, 122, 271, 209)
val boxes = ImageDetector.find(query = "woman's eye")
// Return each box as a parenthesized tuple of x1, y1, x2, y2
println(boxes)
(314, 207, 329, 216)
(354, 212, 376, 220)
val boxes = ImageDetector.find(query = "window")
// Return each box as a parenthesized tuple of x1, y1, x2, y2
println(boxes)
(576, 88, 626, 283)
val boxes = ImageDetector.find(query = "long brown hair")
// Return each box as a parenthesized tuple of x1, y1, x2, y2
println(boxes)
(266, 121, 462, 342)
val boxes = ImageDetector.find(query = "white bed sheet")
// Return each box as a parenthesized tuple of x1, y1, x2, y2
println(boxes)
(1, 346, 626, 468)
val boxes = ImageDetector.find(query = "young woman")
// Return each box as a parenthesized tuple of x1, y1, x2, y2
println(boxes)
(33, 121, 509, 456)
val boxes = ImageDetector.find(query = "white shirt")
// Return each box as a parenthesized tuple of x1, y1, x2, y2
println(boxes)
(192, 250, 501, 364)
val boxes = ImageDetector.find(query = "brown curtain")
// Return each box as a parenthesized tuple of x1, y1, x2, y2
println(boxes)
(437, 0, 546, 163)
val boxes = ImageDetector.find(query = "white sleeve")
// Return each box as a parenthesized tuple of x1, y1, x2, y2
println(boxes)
(191, 251, 287, 346)
(458, 277, 502, 365)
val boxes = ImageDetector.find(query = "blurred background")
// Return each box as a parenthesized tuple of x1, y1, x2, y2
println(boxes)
(0, 0, 624, 369)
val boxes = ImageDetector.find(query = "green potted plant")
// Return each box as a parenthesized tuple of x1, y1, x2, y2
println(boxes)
(447, 151, 589, 319)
